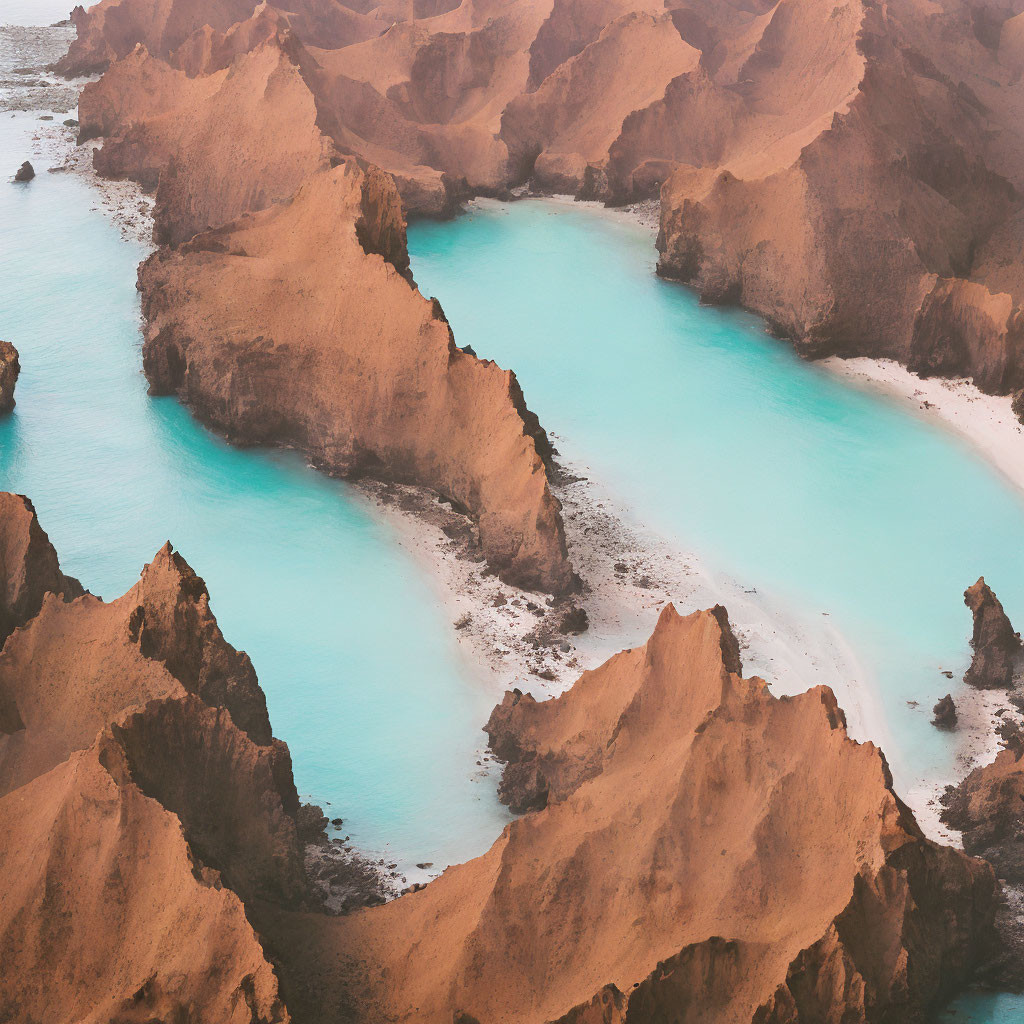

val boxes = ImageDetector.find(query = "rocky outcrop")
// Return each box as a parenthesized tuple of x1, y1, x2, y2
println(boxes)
(0, 341, 19, 414)
(78, 36, 335, 247)
(12, 161, 33, 182)
(0, 492, 82, 651)
(0, 498, 1000, 1021)
(933, 693, 958, 729)
(313, 604, 996, 1023)
(60, 0, 1024, 394)
(0, 494, 312, 1022)
(964, 577, 1021, 689)
(943, 725, 1024, 885)
(77, 34, 574, 594)
(137, 161, 574, 593)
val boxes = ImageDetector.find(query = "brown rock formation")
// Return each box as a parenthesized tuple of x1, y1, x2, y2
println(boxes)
(137, 161, 574, 593)
(0, 492, 82, 652)
(0, 341, 19, 414)
(61, 0, 1024, 392)
(933, 693, 958, 729)
(78, 36, 336, 247)
(964, 576, 1021, 689)
(294, 605, 996, 1023)
(77, 32, 574, 594)
(12, 161, 34, 182)
(0, 495, 308, 1022)
(943, 724, 1024, 884)
(0, 499, 1000, 1021)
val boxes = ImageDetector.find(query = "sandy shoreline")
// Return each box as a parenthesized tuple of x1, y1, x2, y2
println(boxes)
(822, 356, 1024, 497)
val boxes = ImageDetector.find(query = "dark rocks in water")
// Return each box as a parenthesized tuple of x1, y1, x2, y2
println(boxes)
(964, 577, 1021, 689)
(13, 162, 34, 183)
(63, 118, 79, 127)
(558, 605, 589, 635)
(0, 342, 19, 414)
(330, 817, 343, 827)
(932, 693, 958, 729)
(38, 116, 53, 122)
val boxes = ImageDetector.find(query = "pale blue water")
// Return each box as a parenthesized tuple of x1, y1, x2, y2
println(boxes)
(408, 198, 1024, 816)
(0, 105, 509, 871)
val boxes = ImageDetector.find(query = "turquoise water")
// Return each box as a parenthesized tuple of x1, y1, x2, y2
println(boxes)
(408, 199, 1024, 800)
(941, 992, 1024, 1022)
(0, 107, 509, 869)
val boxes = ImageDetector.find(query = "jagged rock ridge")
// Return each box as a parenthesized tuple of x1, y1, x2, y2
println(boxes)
(76, 31, 575, 595)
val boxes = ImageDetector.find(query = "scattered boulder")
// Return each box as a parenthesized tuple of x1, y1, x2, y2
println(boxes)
(558, 605, 589, 635)
(933, 693, 958, 729)
(62, 118, 79, 127)
(13, 162, 34, 183)
(0, 342, 19, 414)
(964, 577, 1021, 689)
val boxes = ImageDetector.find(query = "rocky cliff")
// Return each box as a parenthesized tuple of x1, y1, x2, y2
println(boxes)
(60, 0, 1024, 394)
(0, 496, 312, 1022)
(136, 158, 573, 593)
(76, 31, 574, 594)
(0, 497, 1001, 1022)
(287, 605, 997, 1024)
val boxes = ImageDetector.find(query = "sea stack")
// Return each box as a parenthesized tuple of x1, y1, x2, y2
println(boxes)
(964, 577, 1021, 689)
(0, 342, 18, 413)
(12, 162, 34, 182)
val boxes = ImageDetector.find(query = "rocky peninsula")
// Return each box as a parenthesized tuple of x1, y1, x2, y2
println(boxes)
(0, 499, 1001, 1021)
(75, 31, 575, 595)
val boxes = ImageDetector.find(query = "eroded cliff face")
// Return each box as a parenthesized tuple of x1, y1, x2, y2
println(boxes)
(0, 492, 82, 651)
(0, 497, 306, 1023)
(284, 605, 997, 1024)
(0, 496, 1000, 1021)
(60, 0, 1024, 392)
(76, 31, 575, 595)
(136, 160, 572, 593)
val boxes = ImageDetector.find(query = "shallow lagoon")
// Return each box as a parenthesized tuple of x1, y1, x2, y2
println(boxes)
(408, 198, 1024, 806)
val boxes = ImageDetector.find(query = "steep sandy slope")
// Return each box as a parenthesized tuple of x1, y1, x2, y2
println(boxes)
(138, 161, 574, 593)
(267, 606, 996, 1024)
